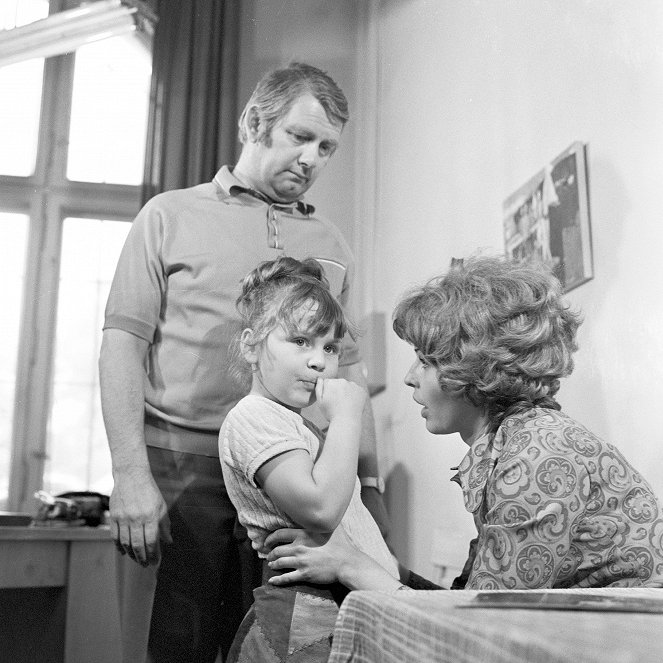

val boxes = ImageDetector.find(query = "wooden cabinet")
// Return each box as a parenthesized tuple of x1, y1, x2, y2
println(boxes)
(0, 526, 121, 663)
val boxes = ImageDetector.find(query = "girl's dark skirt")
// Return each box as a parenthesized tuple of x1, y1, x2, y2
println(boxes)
(226, 563, 349, 663)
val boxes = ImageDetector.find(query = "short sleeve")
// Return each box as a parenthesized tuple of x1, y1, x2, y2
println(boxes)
(103, 198, 168, 342)
(221, 398, 314, 488)
(339, 333, 360, 367)
(338, 258, 361, 366)
(313, 255, 360, 367)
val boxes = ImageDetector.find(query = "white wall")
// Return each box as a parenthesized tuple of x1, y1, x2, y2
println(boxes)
(237, 0, 663, 584)
(370, 0, 663, 581)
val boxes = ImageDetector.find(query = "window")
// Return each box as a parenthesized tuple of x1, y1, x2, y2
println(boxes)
(0, 0, 48, 175)
(45, 218, 131, 496)
(67, 35, 150, 185)
(0, 214, 29, 503)
(0, 0, 152, 511)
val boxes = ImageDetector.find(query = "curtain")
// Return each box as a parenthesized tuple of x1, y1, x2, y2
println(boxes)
(142, 0, 241, 203)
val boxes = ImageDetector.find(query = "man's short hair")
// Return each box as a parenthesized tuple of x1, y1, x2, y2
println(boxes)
(237, 62, 349, 145)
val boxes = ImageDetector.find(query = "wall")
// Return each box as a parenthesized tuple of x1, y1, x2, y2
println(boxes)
(236, 0, 663, 584)
(369, 0, 663, 581)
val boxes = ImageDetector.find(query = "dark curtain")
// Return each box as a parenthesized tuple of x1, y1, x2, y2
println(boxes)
(142, 0, 241, 204)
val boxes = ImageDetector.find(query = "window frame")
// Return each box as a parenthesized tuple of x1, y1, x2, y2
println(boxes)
(3, 0, 146, 511)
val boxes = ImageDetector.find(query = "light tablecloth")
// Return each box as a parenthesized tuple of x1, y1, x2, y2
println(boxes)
(329, 587, 663, 663)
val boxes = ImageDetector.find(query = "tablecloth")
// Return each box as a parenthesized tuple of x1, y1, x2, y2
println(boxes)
(329, 587, 663, 663)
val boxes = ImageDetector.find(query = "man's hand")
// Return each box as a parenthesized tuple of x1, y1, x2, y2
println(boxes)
(360, 485, 390, 539)
(110, 468, 172, 566)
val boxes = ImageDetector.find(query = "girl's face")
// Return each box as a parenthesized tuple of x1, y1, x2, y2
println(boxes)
(246, 305, 342, 411)
(404, 350, 487, 444)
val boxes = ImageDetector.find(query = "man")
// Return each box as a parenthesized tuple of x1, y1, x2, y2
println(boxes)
(99, 62, 388, 663)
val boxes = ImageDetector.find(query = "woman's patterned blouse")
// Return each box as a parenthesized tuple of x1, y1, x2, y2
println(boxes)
(458, 408, 663, 589)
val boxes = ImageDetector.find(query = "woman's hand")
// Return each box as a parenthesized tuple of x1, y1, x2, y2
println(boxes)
(265, 526, 404, 591)
(264, 527, 353, 586)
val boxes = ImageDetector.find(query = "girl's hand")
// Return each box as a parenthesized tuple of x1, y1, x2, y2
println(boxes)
(315, 378, 366, 423)
(264, 526, 354, 586)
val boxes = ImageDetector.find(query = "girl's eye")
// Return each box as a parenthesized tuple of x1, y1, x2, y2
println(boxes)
(324, 344, 340, 355)
(292, 337, 307, 347)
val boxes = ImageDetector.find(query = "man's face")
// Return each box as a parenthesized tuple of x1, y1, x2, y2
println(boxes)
(248, 94, 342, 202)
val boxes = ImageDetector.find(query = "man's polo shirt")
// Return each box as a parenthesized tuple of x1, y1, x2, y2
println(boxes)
(104, 166, 359, 438)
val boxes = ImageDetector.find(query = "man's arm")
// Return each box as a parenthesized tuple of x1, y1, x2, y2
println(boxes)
(99, 328, 171, 566)
(338, 360, 390, 538)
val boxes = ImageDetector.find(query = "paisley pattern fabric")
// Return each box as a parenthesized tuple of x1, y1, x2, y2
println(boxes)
(457, 408, 663, 589)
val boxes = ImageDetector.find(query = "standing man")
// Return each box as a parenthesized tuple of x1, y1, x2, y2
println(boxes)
(99, 62, 388, 663)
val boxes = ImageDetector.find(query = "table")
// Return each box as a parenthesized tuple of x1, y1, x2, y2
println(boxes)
(329, 588, 663, 663)
(0, 525, 121, 663)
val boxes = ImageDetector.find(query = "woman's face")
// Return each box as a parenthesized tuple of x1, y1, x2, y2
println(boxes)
(403, 350, 487, 444)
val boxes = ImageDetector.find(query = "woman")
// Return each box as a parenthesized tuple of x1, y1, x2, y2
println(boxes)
(263, 256, 663, 590)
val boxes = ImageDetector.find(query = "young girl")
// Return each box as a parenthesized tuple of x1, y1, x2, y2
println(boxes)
(265, 256, 663, 591)
(219, 256, 397, 662)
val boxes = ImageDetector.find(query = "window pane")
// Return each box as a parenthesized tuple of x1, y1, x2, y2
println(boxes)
(1, 0, 49, 29)
(44, 217, 130, 496)
(0, 0, 49, 176)
(0, 213, 29, 509)
(0, 60, 44, 176)
(67, 33, 152, 185)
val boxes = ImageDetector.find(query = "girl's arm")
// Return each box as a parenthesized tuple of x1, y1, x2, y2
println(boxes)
(256, 378, 366, 532)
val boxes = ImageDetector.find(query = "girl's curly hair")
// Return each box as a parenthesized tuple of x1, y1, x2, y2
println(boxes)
(229, 255, 354, 390)
(236, 255, 350, 344)
(392, 256, 582, 433)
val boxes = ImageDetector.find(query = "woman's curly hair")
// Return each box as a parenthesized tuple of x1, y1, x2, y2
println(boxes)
(229, 255, 354, 390)
(392, 256, 582, 433)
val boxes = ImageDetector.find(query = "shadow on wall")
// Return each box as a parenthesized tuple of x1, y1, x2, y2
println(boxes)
(563, 151, 628, 432)
(385, 461, 410, 563)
